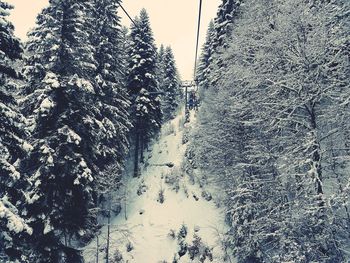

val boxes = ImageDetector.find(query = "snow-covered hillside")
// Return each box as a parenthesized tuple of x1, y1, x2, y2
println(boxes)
(83, 111, 230, 263)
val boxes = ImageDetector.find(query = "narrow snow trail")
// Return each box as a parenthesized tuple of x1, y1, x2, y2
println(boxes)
(84, 111, 229, 263)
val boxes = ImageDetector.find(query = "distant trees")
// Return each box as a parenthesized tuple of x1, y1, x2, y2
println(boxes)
(125, 8, 183, 177)
(196, 20, 215, 90)
(160, 46, 181, 122)
(194, 0, 350, 262)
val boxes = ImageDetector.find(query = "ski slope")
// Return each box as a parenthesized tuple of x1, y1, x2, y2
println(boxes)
(84, 110, 230, 263)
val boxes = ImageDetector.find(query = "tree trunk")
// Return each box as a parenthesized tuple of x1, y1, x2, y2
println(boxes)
(309, 105, 324, 196)
(140, 135, 144, 164)
(124, 186, 128, 221)
(106, 198, 111, 263)
(134, 130, 140, 177)
(96, 235, 99, 263)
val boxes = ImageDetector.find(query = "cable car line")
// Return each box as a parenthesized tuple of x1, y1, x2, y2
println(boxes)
(194, 0, 203, 81)
(118, 2, 159, 59)
(118, 3, 138, 28)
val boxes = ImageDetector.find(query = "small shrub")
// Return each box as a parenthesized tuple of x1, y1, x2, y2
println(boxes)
(201, 190, 213, 201)
(157, 188, 165, 204)
(164, 168, 181, 192)
(177, 224, 188, 239)
(126, 242, 134, 252)
(178, 239, 188, 258)
(168, 229, 176, 239)
(137, 180, 147, 196)
(110, 249, 124, 263)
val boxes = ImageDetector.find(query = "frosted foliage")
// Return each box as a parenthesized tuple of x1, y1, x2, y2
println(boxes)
(58, 126, 81, 145)
(68, 75, 95, 93)
(194, 0, 350, 261)
(43, 72, 60, 88)
(22, 141, 33, 152)
(73, 159, 93, 185)
(1, 160, 20, 181)
(39, 98, 54, 114)
(39, 145, 54, 165)
(0, 198, 32, 235)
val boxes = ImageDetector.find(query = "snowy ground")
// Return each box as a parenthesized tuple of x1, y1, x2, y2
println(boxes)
(83, 110, 230, 263)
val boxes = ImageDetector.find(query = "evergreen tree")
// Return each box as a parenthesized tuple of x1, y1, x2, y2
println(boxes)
(210, 0, 243, 89)
(0, 1, 33, 261)
(157, 44, 166, 93)
(212, 0, 242, 50)
(161, 46, 181, 121)
(120, 26, 132, 85)
(196, 20, 215, 90)
(127, 9, 161, 175)
(21, 0, 130, 260)
(91, 0, 131, 173)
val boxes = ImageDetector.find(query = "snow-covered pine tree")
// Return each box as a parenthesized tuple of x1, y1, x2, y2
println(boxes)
(89, 2, 131, 257)
(203, 0, 243, 91)
(156, 44, 166, 94)
(196, 20, 215, 91)
(21, 0, 130, 261)
(127, 9, 161, 175)
(161, 46, 181, 122)
(212, 0, 242, 51)
(91, 0, 131, 176)
(0, 1, 33, 261)
(120, 26, 131, 86)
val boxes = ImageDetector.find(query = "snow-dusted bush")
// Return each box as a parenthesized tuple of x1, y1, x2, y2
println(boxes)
(137, 179, 148, 196)
(164, 167, 181, 192)
(157, 188, 165, 204)
(177, 224, 188, 240)
(110, 249, 124, 263)
(126, 242, 134, 252)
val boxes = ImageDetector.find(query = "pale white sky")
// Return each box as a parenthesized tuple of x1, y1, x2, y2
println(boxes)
(7, 0, 220, 80)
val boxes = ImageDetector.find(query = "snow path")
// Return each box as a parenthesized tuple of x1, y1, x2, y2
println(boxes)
(84, 111, 229, 263)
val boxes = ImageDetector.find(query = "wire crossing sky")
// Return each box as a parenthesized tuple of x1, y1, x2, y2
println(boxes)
(7, 0, 221, 80)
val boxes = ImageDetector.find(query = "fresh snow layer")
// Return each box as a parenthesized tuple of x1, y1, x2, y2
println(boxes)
(84, 110, 230, 263)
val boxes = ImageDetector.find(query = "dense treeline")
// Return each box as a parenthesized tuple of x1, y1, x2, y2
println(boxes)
(0, 0, 181, 262)
(195, 0, 350, 262)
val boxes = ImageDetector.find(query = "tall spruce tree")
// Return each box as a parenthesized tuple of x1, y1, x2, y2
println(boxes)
(21, 0, 130, 261)
(91, 0, 131, 174)
(157, 44, 166, 93)
(0, 1, 33, 261)
(161, 46, 181, 121)
(127, 9, 161, 176)
(197, 20, 215, 90)
(212, 0, 242, 50)
(207, 0, 243, 89)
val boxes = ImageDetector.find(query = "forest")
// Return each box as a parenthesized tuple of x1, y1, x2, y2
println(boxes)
(1, 0, 349, 263)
